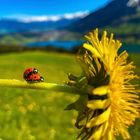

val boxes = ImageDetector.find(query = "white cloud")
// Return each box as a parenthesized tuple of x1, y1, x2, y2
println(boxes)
(18, 15, 61, 23)
(63, 11, 89, 19)
(6, 11, 89, 23)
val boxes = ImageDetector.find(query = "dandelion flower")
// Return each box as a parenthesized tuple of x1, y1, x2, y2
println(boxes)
(66, 29, 140, 140)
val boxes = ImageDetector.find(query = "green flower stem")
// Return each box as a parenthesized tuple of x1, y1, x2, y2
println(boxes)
(0, 79, 80, 94)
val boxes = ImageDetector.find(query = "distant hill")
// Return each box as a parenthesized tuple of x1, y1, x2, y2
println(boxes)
(0, 17, 82, 34)
(67, 0, 138, 33)
(0, 16, 84, 45)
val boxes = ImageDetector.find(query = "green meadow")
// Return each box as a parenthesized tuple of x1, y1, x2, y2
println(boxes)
(0, 51, 139, 140)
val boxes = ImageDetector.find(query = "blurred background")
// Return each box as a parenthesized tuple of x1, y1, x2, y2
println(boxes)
(0, 0, 140, 139)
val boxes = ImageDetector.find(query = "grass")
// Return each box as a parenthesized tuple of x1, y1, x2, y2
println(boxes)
(0, 51, 139, 140)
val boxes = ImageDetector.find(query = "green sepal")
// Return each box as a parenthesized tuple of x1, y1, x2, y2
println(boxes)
(67, 73, 88, 90)
(64, 95, 88, 129)
(64, 95, 88, 111)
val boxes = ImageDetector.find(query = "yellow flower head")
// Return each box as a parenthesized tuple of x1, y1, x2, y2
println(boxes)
(67, 29, 140, 140)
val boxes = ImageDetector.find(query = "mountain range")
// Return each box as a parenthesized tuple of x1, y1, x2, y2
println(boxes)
(67, 0, 138, 32)
(0, 0, 140, 45)
(0, 17, 82, 34)
(66, 0, 140, 44)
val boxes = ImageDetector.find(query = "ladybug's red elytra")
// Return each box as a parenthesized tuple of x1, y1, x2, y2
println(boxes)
(25, 73, 44, 82)
(23, 67, 38, 79)
(23, 67, 44, 82)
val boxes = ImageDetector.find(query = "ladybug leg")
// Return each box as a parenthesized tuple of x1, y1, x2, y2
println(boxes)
(27, 79, 36, 83)
(24, 75, 28, 79)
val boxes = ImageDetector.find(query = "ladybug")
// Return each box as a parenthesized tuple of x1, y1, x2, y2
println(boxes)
(25, 73, 44, 82)
(23, 67, 44, 82)
(23, 67, 38, 80)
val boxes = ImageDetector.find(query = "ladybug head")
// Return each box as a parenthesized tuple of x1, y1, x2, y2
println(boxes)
(33, 68, 38, 74)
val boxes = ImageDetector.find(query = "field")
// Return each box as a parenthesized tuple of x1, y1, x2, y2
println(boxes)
(0, 51, 139, 140)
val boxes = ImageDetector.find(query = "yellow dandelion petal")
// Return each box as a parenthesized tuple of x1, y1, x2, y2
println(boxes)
(88, 121, 109, 140)
(83, 43, 101, 58)
(88, 125, 105, 140)
(91, 85, 109, 96)
(87, 99, 110, 110)
(107, 129, 114, 140)
(86, 107, 111, 128)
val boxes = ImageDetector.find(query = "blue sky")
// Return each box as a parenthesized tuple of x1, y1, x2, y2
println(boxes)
(0, 0, 110, 19)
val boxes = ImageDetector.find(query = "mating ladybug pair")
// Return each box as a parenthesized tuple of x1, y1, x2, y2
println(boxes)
(23, 67, 44, 82)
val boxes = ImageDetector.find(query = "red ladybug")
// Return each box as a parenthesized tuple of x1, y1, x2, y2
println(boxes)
(23, 67, 38, 80)
(23, 67, 44, 82)
(25, 73, 44, 82)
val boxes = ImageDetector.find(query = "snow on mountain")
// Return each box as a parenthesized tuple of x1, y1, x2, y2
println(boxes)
(127, 0, 139, 7)
(127, 0, 140, 11)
